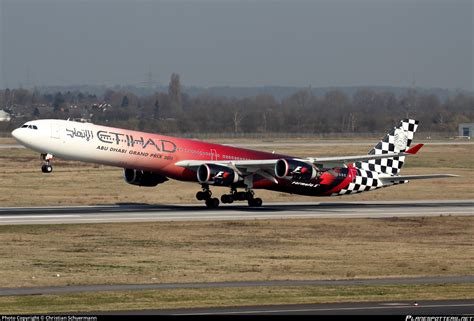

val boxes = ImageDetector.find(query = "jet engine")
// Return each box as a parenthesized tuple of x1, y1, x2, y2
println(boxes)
(275, 158, 318, 181)
(123, 168, 168, 187)
(197, 164, 241, 186)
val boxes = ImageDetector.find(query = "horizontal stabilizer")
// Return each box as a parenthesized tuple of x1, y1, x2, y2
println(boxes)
(380, 174, 459, 183)
(307, 149, 419, 168)
(405, 143, 424, 154)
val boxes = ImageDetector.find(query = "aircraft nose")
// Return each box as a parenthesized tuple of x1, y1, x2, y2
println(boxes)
(11, 128, 19, 139)
(11, 128, 24, 143)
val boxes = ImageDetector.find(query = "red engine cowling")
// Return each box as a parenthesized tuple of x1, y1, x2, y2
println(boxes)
(197, 164, 240, 186)
(275, 159, 318, 181)
(123, 168, 168, 187)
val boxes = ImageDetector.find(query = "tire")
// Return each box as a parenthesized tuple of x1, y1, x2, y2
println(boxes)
(196, 191, 211, 201)
(41, 165, 53, 173)
(196, 191, 205, 201)
(206, 198, 220, 208)
(233, 192, 246, 201)
(248, 198, 262, 207)
(221, 194, 234, 204)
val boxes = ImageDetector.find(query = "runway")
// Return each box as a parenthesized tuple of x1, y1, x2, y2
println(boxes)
(0, 200, 472, 225)
(107, 300, 474, 315)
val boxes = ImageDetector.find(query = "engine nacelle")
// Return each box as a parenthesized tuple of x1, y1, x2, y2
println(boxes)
(275, 158, 318, 181)
(197, 164, 240, 186)
(123, 168, 168, 187)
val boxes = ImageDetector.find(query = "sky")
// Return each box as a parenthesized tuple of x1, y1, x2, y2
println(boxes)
(0, 0, 472, 90)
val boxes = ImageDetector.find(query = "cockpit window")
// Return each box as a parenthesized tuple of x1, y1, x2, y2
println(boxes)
(22, 124, 38, 130)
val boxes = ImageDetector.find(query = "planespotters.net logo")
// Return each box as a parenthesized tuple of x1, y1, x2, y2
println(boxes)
(406, 316, 474, 321)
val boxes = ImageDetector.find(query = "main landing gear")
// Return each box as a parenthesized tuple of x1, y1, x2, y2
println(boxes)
(196, 184, 220, 208)
(196, 185, 263, 208)
(40, 153, 54, 173)
(221, 187, 263, 207)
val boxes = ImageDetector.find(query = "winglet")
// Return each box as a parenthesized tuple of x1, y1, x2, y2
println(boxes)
(406, 143, 424, 154)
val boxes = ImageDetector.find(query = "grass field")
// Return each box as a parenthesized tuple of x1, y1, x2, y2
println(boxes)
(0, 217, 472, 288)
(0, 137, 472, 313)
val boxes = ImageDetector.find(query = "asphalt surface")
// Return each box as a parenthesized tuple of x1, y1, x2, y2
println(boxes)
(103, 300, 474, 315)
(0, 200, 472, 225)
(1, 276, 473, 297)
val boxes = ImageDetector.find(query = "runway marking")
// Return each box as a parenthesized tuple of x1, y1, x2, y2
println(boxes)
(173, 303, 474, 315)
(0, 215, 81, 219)
(0, 145, 24, 149)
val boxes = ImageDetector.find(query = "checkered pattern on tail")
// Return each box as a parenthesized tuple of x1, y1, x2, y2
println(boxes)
(334, 168, 383, 195)
(354, 119, 419, 176)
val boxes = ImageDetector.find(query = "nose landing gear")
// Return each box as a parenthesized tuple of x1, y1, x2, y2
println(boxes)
(40, 153, 54, 173)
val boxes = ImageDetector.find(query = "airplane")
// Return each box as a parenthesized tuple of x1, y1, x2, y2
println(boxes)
(11, 118, 457, 208)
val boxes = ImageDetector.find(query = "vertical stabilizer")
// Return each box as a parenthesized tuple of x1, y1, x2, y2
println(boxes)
(354, 119, 419, 175)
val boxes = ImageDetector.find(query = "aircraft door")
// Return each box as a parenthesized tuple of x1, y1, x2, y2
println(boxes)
(210, 149, 218, 161)
(51, 124, 60, 139)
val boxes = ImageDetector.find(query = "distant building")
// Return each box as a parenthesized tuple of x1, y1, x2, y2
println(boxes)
(0, 110, 12, 122)
(458, 123, 474, 138)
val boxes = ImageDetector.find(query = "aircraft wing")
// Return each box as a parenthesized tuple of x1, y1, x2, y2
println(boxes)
(175, 159, 279, 183)
(175, 159, 277, 172)
(379, 174, 459, 183)
(175, 144, 424, 175)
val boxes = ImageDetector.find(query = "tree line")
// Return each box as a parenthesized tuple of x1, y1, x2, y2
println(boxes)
(1, 74, 473, 135)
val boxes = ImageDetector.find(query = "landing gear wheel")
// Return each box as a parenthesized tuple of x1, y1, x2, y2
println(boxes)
(248, 197, 262, 207)
(40, 153, 54, 174)
(221, 194, 234, 204)
(41, 164, 53, 173)
(196, 184, 212, 201)
(205, 198, 220, 208)
(196, 191, 208, 201)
